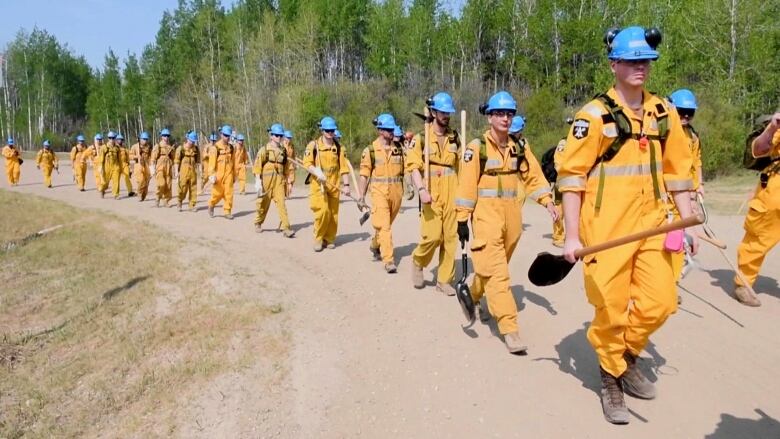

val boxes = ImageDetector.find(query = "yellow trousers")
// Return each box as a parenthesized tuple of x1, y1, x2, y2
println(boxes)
(208, 171, 235, 213)
(41, 166, 54, 187)
(100, 166, 121, 197)
(310, 189, 340, 244)
(369, 184, 403, 264)
(121, 164, 133, 193)
(552, 203, 565, 245)
(736, 196, 780, 287)
(178, 168, 197, 207)
(255, 174, 291, 230)
(412, 173, 457, 283)
(74, 163, 86, 190)
(236, 166, 247, 193)
(155, 163, 173, 202)
(92, 159, 103, 189)
(584, 233, 677, 378)
(5, 161, 20, 185)
(470, 198, 523, 335)
(134, 163, 150, 200)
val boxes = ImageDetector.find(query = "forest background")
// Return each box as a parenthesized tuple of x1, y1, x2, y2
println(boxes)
(0, 0, 777, 174)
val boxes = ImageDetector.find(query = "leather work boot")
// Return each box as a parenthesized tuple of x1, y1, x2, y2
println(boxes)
(225, 213, 234, 220)
(478, 300, 491, 323)
(503, 331, 527, 354)
(208, 206, 215, 217)
(733, 286, 761, 307)
(600, 368, 630, 425)
(128, 191, 135, 197)
(178, 202, 183, 212)
(370, 245, 381, 261)
(313, 241, 324, 252)
(100, 191, 105, 199)
(190, 206, 197, 212)
(326, 243, 336, 249)
(255, 224, 263, 234)
(412, 264, 424, 289)
(436, 282, 455, 296)
(283, 229, 295, 238)
(384, 263, 397, 274)
(155, 199, 160, 207)
(621, 352, 656, 399)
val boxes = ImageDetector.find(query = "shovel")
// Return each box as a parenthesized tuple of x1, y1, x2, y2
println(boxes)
(529, 215, 704, 286)
(455, 241, 476, 325)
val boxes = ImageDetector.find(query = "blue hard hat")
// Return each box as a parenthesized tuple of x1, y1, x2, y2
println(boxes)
(7, 137, 13, 145)
(187, 131, 198, 142)
(94, 133, 103, 141)
(107, 131, 117, 139)
(116, 133, 124, 140)
(510, 116, 526, 134)
(160, 128, 171, 136)
(43, 140, 51, 147)
(481, 91, 517, 114)
(268, 123, 285, 136)
(209, 133, 217, 141)
(220, 125, 233, 136)
(334, 130, 342, 139)
(319, 116, 338, 131)
(373, 113, 397, 130)
(393, 126, 403, 137)
(76, 135, 85, 142)
(236, 134, 245, 141)
(606, 26, 661, 61)
(428, 92, 456, 114)
(669, 88, 698, 110)
(284, 130, 293, 139)
(140, 132, 150, 140)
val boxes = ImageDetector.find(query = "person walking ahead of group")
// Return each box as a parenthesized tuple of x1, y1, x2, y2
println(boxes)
(98, 131, 122, 199)
(36, 140, 58, 188)
(70, 135, 89, 191)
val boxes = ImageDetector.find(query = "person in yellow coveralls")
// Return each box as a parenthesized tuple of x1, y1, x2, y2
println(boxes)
(130, 132, 153, 201)
(35, 140, 58, 188)
(174, 131, 200, 212)
(116, 134, 135, 197)
(358, 113, 405, 274)
(455, 91, 557, 355)
(407, 92, 459, 294)
(253, 123, 295, 238)
(233, 133, 249, 195)
(201, 133, 217, 191)
(734, 111, 780, 307)
(70, 135, 89, 191)
(558, 26, 699, 424)
(98, 131, 122, 199)
(86, 134, 104, 190)
(207, 125, 236, 219)
(283, 130, 296, 198)
(151, 128, 175, 207)
(549, 117, 574, 248)
(303, 116, 352, 252)
(2, 137, 21, 186)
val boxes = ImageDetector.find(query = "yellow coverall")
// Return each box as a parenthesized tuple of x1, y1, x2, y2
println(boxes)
(2, 145, 21, 185)
(361, 140, 405, 264)
(284, 141, 296, 197)
(70, 144, 88, 190)
(99, 141, 122, 197)
(175, 144, 200, 209)
(234, 144, 249, 194)
(208, 139, 235, 214)
(130, 142, 152, 201)
(455, 131, 552, 335)
(88, 144, 103, 189)
(200, 142, 214, 190)
(557, 88, 693, 378)
(151, 141, 175, 205)
(35, 148, 58, 187)
(669, 125, 703, 281)
(552, 139, 566, 246)
(303, 137, 350, 246)
(406, 129, 459, 284)
(118, 145, 133, 194)
(254, 141, 292, 231)
(735, 130, 780, 288)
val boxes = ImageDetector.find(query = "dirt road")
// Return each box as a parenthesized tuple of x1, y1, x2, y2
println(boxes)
(5, 161, 780, 438)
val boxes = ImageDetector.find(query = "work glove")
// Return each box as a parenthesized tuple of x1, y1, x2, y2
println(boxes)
(209, 175, 216, 184)
(457, 221, 469, 244)
(308, 166, 326, 182)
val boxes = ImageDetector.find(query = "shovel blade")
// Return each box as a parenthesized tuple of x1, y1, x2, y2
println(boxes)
(528, 252, 576, 286)
(359, 211, 370, 226)
(455, 281, 476, 325)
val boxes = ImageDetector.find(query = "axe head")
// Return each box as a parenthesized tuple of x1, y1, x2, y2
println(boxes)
(456, 251, 475, 325)
(359, 211, 370, 226)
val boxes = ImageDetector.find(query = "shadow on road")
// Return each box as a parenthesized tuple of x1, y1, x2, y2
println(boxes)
(511, 284, 558, 316)
(706, 268, 779, 301)
(533, 321, 600, 393)
(705, 409, 780, 438)
(334, 232, 370, 246)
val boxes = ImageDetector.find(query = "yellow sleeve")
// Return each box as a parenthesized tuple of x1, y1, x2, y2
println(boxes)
(98, 146, 107, 165)
(404, 134, 424, 174)
(287, 146, 296, 182)
(174, 146, 182, 165)
(455, 139, 481, 222)
(70, 147, 77, 162)
(661, 108, 694, 192)
(209, 146, 217, 174)
(53, 153, 59, 167)
(521, 142, 552, 206)
(302, 141, 316, 168)
(151, 145, 160, 162)
(339, 144, 350, 175)
(253, 147, 265, 174)
(557, 104, 605, 193)
(359, 147, 372, 178)
(36, 150, 43, 165)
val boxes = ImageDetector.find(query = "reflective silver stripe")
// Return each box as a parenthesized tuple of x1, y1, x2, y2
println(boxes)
(588, 162, 662, 178)
(372, 176, 403, 184)
(374, 157, 386, 165)
(528, 188, 551, 200)
(261, 171, 281, 177)
(485, 159, 502, 168)
(431, 168, 457, 177)
(455, 198, 476, 208)
(324, 166, 339, 173)
(478, 188, 518, 199)
(557, 176, 586, 189)
(665, 178, 693, 191)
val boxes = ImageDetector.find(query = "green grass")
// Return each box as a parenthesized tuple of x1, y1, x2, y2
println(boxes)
(702, 171, 759, 215)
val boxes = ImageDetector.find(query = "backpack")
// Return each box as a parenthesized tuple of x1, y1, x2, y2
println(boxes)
(540, 145, 558, 183)
(743, 114, 780, 171)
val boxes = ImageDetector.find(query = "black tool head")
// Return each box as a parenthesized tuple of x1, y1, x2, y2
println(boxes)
(456, 280, 475, 325)
(528, 252, 576, 286)
(359, 211, 370, 226)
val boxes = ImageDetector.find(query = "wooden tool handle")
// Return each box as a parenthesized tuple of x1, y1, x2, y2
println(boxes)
(573, 214, 704, 258)
(460, 110, 466, 175)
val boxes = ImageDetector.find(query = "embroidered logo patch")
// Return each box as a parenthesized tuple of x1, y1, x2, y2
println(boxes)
(572, 119, 590, 139)
(463, 149, 474, 163)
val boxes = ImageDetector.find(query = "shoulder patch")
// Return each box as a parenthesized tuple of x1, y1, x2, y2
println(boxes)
(556, 139, 566, 153)
(463, 149, 474, 163)
(572, 119, 590, 139)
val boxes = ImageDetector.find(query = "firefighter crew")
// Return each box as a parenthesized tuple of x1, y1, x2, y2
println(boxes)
(734, 111, 780, 307)
(201, 133, 217, 191)
(207, 125, 236, 219)
(254, 123, 295, 237)
(36, 140, 58, 188)
(359, 113, 405, 273)
(70, 135, 89, 191)
(87, 134, 104, 190)
(303, 116, 352, 251)
(2, 137, 22, 185)
(407, 92, 459, 294)
(558, 26, 699, 424)
(283, 130, 296, 198)
(455, 91, 557, 354)
(551, 117, 574, 248)
(130, 132, 153, 201)
(234, 133, 249, 195)
(116, 134, 135, 197)
(151, 128, 175, 207)
(98, 131, 122, 199)
(174, 131, 201, 212)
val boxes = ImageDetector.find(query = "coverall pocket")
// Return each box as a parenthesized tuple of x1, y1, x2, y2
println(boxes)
(470, 239, 487, 252)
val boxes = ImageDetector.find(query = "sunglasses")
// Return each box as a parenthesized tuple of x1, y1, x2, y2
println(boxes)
(489, 110, 516, 118)
(678, 109, 695, 119)
(323, 129, 335, 134)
